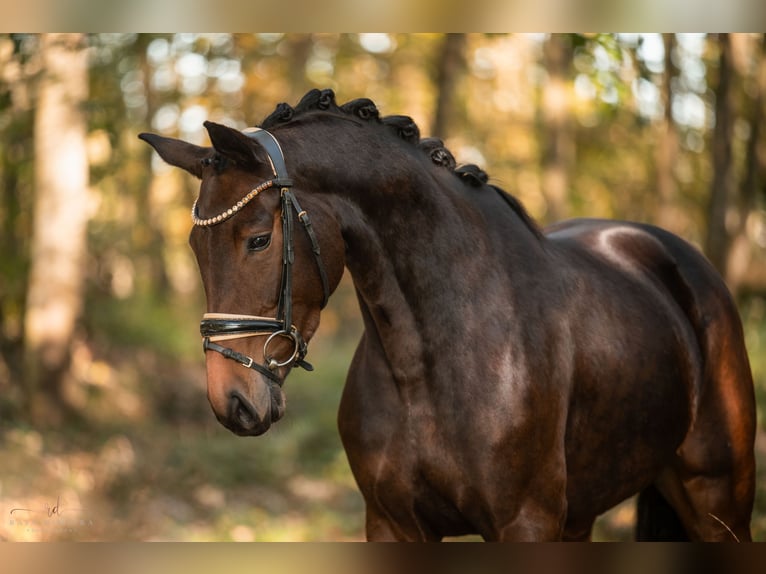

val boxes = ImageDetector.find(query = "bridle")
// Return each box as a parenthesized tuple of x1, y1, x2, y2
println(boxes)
(196, 127, 330, 386)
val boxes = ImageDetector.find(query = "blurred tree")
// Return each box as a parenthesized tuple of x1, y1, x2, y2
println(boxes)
(726, 34, 766, 295)
(0, 35, 35, 409)
(703, 34, 766, 295)
(136, 34, 171, 295)
(284, 35, 314, 98)
(706, 34, 736, 276)
(740, 35, 766, 214)
(655, 34, 681, 233)
(23, 33, 90, 421)
(432, 33, 466, 139)
(539, 34, 575, 222)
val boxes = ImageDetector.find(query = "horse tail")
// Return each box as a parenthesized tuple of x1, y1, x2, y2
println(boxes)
(635, 485, 689, 541)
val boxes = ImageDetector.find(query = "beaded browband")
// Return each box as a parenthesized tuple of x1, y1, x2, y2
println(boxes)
(192, 178, 283, 227)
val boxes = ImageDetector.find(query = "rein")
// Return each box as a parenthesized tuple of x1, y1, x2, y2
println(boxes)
(196, 127, 330, 385)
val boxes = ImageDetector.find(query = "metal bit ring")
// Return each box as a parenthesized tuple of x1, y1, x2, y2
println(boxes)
(263, 330, 300, 371)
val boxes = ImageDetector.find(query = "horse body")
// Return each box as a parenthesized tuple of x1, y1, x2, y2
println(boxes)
(140, 89, 755, 541)
(334, 182, 724, 540)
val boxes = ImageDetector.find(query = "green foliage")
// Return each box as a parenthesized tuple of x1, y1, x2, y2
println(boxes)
(83, 290, 202, 361)
(743, 298, 766, 431)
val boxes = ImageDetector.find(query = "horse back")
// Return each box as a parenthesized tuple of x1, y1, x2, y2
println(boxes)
(546, 217, 751, 396)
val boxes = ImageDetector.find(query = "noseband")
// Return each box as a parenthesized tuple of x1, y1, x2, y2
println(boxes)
(196, 127, 330, 385)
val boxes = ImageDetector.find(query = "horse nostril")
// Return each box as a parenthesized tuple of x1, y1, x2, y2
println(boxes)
(228, 391, 260, 429)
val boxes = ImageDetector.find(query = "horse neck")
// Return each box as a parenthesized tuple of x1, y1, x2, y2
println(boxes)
(282, 121, 548, 384)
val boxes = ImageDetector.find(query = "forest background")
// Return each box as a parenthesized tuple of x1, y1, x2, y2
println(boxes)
(0, 33, 765, 541)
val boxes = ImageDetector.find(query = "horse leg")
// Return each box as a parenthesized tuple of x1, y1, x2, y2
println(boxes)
(364, 503, 441, 541)
(489, 472, 569, 541)
(365, 510, 402, 541)
(340, 332, 442, 542)
(364, 504, 410, 541)
(628, 249, 757, 542)
(492, 501, 567, 542)
(562, 520, 594, 541)
(636, 484, 689, 540)
(661, 403, 755, 542)
(650, 461, 753, 542)
(638, 456, 754, 542)
(645, 334, 756, 541)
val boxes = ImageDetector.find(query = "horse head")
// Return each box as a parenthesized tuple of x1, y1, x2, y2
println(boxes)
(139, 121, 344, 436)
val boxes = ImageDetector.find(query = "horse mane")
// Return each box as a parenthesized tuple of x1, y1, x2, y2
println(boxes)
(260, 88, 542, 239)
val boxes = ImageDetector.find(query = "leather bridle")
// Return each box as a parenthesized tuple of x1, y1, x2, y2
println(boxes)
(196, 127, 330, 385)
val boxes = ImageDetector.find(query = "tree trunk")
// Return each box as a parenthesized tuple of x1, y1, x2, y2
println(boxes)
(285, 34, 313, 96)
(137, 34, 170, 296)
(24, 33, 90, 421)
(740, 35, 765, 208)
(705, 34, 736, 276)
(726, 34, 766, 295)
(655, 34, 682, 233)
(432, 33, 466, 139)
(540, 34, 574, 223)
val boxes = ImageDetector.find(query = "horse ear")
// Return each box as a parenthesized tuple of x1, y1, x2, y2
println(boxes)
(138, 132, 209, 179)
(203, 121, 268, 169)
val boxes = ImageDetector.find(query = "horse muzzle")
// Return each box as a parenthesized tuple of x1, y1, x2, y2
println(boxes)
(205, 354, 287, 436)
(219, 386, 285, 436)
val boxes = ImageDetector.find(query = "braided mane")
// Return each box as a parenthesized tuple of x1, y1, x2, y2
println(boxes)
(260, 88, 541, 238)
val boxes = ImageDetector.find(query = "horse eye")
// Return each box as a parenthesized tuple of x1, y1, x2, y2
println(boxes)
(247, 234, 271, 252)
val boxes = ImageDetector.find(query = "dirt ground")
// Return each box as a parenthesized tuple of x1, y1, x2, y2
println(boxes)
(2, 418, 764, 541)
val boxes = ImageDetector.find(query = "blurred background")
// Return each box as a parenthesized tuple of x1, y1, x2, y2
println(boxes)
(0, 33, 764, 541)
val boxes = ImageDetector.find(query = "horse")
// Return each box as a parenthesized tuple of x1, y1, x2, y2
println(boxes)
(139, 88, 756, 541)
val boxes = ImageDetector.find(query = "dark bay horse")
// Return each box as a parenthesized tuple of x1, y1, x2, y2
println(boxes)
(140, 89, 756, 541)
